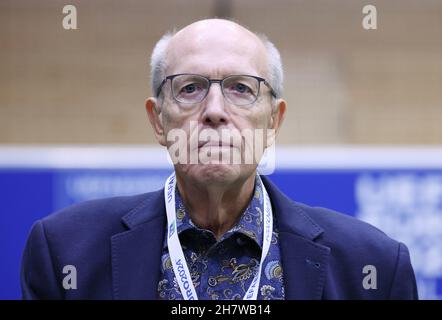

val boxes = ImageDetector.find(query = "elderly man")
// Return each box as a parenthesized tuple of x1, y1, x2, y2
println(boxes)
(21, 19, 417, 300)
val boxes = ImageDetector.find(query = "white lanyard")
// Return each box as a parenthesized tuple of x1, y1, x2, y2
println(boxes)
(164, 173, 273, 300)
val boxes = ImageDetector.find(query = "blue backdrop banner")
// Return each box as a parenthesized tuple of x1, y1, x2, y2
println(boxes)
(1, 146, 441, 299)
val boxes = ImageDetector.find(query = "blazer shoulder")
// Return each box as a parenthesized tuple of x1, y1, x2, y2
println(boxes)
(294, 202, 418, 299)
(294, 202, 401, 256)
(41, 189, 164, 234)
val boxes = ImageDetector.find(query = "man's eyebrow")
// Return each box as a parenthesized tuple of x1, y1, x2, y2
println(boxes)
(172, 71, 261, 78)
(171, 65, 260, 77)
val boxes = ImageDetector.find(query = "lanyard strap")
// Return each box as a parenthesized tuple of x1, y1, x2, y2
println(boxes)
(164, 173, 273, 300)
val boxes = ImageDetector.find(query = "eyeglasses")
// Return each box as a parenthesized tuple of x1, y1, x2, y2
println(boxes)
(156, 73, 277, 106)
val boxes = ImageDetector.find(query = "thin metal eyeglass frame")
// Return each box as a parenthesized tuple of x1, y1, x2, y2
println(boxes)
(155, 73, 277, 105)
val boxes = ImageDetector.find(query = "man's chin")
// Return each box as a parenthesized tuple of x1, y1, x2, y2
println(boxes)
(176, 163, 255, 185)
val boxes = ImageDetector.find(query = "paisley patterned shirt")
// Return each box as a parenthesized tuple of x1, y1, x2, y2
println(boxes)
(157, 177, 285, 300)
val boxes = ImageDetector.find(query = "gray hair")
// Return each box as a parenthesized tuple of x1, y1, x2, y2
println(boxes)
(150, 27, 284, 99)
(150, 31, 174, 98)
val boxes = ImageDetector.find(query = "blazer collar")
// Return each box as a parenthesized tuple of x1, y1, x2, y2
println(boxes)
(111, 176, 331, 300)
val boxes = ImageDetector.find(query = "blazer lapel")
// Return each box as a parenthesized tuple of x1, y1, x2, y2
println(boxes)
(111, 190, 166, 300)
(261, 176, 331, 300)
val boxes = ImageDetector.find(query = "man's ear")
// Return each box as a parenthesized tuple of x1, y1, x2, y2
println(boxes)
(266, 99, 286, 148)
(145, 97, 167, 146)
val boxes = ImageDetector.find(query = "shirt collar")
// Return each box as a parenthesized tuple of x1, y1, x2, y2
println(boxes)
(162, 175, 265, 249)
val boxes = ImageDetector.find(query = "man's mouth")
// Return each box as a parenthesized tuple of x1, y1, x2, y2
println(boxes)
(198, 140, 234, 149)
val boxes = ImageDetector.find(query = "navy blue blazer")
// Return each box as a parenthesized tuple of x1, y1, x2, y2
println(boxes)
(21, 176, 418, 299)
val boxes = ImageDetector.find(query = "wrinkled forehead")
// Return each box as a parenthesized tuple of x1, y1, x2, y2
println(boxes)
(165, 22, 268, 78)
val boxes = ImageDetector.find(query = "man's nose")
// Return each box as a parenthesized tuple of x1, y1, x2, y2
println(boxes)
(201, 83, 228, 126)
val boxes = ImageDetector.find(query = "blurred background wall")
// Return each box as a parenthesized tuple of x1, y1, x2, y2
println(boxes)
(1, 0, 441, 145)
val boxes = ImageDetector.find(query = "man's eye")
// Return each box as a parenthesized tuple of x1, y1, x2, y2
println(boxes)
(231, 83, 251, 94)
(181, 84, 198, 94)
